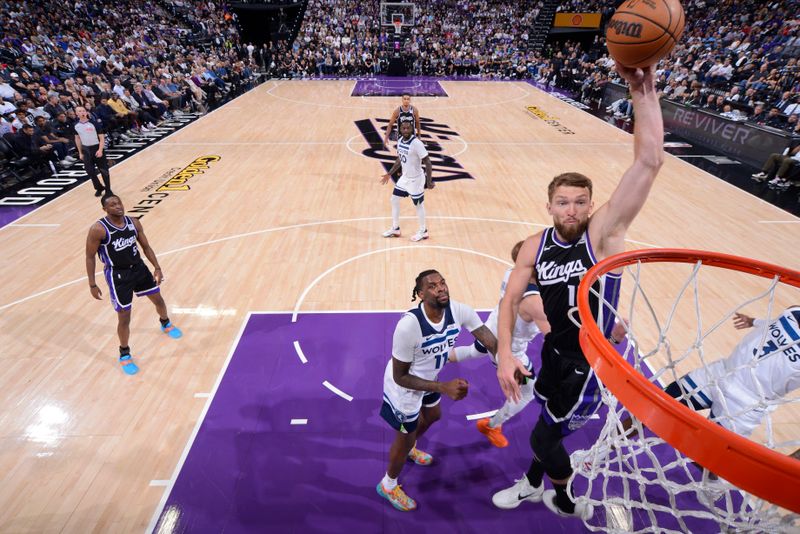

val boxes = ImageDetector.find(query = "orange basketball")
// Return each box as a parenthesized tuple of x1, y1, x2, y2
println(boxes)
(606, 0, 685, 68)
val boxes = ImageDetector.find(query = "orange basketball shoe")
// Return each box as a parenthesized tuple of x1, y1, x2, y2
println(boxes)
(477, 418, 509, 448)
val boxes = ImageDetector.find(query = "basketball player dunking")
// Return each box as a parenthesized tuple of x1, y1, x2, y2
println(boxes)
(493, 64, 664, 519)
(383, 92, 421, 148)
(380, 121, 433, 242)
(85, 194, 182, 375)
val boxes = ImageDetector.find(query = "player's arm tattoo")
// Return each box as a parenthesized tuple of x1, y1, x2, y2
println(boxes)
(471, 325, 498, 356)
(392, 357, 442, 393)
(386, 156, 402, 176)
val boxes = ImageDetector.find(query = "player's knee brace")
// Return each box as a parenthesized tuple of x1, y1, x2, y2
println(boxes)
(530, 416, 571, 480)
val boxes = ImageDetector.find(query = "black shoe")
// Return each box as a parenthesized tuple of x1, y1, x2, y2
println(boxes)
(94, 189, 103, 197)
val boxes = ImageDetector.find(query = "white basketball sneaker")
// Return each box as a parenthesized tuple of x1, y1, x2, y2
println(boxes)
(382, 227, 401, 238)
(491, 474, 544, 509)
(410, 229, 428, 242)
(542, 489, 594, 520)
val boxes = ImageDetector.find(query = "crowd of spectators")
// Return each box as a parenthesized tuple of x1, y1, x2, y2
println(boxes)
(0, 0, 261, 175)
(2, 0, 798, 184)
(550, 0, 800, 135)
(265, 0, 799, 135)
(267, 0, 543, 79)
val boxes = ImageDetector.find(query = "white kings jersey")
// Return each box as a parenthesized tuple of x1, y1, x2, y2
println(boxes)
(396, 134, 427, 181)
(687, 306, 800, 436)
(383, 300, 482, 417)
(484, 268, 542, 367)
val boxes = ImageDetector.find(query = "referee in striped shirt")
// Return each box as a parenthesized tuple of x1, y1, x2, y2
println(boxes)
(73, 106, 111, 197)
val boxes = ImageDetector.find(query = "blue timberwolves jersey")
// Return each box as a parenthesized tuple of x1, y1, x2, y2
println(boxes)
(383, 299, 482, 415)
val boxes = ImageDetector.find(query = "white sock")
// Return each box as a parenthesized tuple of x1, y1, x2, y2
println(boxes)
(390, 195, 401, 229)
(381, 473, 398, 491)
(414, 201, 426, 232)
(490, 379, 534, 427)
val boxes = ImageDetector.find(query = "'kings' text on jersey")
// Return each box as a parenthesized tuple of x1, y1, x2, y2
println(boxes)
(97, 216, 142, 269)
(534, 227, 621, 353)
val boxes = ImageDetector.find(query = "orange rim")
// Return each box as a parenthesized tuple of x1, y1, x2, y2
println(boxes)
(577, 248, 800, 513)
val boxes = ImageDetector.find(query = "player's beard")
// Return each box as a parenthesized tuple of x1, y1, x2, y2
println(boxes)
(554, 218, 588, 243)
(433, 295, 450, 309)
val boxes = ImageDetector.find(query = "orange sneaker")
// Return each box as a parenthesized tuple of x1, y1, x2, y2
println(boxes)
(376, 483, 417, 511)
(407, 446, 433, 465)
(477, 418, 508, 448)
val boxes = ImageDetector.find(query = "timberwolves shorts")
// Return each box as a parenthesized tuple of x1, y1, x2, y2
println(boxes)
(533, 336, 601, 435)
(394, 173, 425, 201)
(380, 392, 441, 434)
(103, 262, 160, 312)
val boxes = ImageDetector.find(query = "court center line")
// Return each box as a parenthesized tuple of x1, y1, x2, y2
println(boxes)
(323, 380, 354, 401)
(0, 215, 659, 312)
(290, 419, 308, 425)
(293, 341, 308, 364)
(162, 140, 623, 147)
(0, 216, 535, 311)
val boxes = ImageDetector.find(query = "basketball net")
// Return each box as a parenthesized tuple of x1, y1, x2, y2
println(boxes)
(572, 249, 800, 533)
(393, 21, 403, 35)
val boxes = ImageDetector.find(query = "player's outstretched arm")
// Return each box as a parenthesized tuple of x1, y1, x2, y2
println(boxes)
(471, 325, 497, 355)
(380, 156, 402, 184)
(497, 235, 541, 401)
(592, 64, 664, 251)
(733, 312, 755, 330)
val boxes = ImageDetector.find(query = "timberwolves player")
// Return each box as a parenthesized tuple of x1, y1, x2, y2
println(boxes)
(377, 270, 498, 511)
(380, 121, 433, 242)
(85, 194, 182, 375)
(382, 92, 421, 148)
(450, 241, 549, 448)
(493, 64, 664, 520)
(622, 308, 800, 444)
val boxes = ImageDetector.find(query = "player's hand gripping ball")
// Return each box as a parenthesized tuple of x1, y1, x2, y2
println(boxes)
(606, 0, 685, 68)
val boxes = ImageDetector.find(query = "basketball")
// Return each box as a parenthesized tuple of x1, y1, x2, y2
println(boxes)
(606, 0, 685, 68)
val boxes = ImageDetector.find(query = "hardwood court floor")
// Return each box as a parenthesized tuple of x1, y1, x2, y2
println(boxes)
(0, 80, 798, 532)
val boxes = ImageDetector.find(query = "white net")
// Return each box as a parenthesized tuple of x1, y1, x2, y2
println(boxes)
(571, 253, 800, 533)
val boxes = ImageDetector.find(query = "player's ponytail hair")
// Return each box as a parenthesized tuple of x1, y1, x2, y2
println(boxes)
(412, 269, 440, 301)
